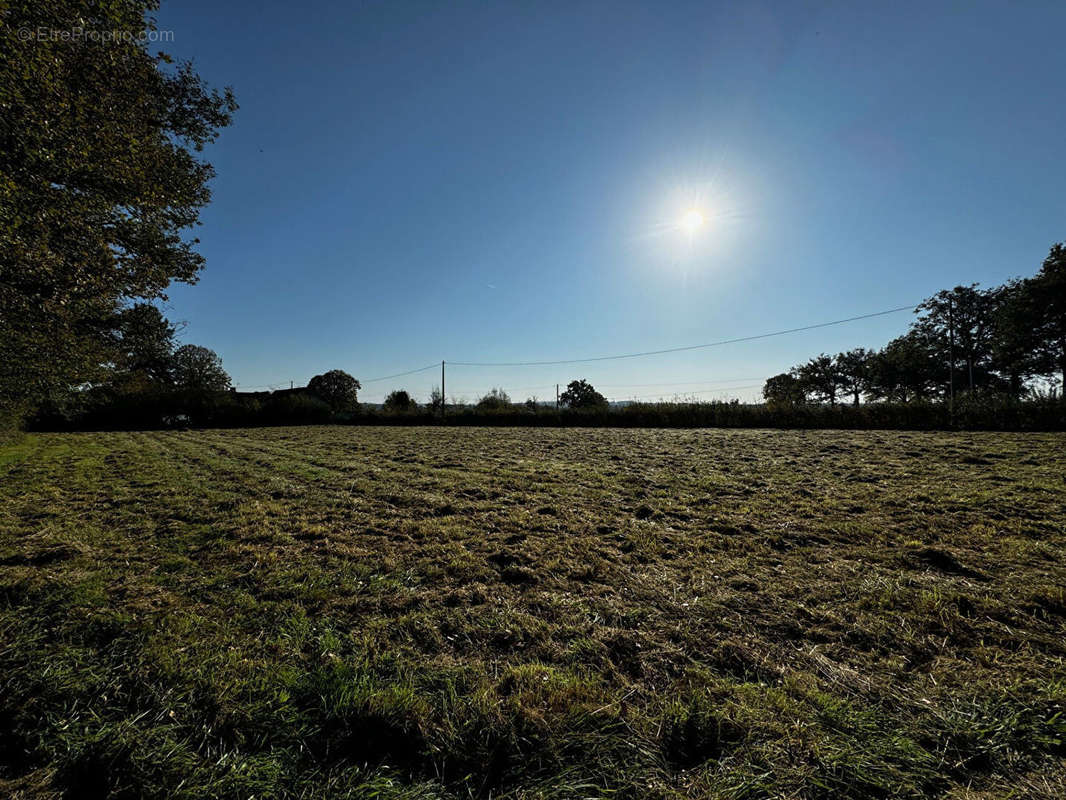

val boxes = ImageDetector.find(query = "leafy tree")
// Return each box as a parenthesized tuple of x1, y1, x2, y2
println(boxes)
(762, 371, 806, 405)
(308, 370, 360, 411)
(835, 348, 874, 406)
(867, 332, 941, 402)
(796, 354, 843, 405)
(111, 304, 178, 391)
(383, 389, 417, 412)
(1028, 243, 1066, 391)
(477, 388, 511, 410)
(990, 278, 1047, 397)
(0, 0, 236, 427)
(559, 379, 607, 409)
(761, 244, 1066, 407)
(915, 285, 999, 393)
(171, 345, 230, 392)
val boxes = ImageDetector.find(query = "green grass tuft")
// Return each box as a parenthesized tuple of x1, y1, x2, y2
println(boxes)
(1, 426, 1064, 797)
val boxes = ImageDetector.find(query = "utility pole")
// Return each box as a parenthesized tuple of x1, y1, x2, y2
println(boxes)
(948, 297, 955, 421)
(556, 383, 559, 410)
(441, 360, 446, 419)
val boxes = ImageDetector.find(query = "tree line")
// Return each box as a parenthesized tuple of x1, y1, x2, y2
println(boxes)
(1, 0, 238, 434)
(251, 376, 609, 416)
(763, 244, 1066, 407)
(3, 2, 1062, 435)
(24, 257, 1066, 431)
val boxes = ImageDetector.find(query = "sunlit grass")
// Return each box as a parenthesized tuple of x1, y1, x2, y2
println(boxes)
(1, 427, 1064, 797)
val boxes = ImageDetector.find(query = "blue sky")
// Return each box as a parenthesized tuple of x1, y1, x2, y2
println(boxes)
(155, 0, 1066, 403)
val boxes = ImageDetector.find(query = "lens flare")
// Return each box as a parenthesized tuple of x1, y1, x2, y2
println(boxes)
(680, 208, 705, 234)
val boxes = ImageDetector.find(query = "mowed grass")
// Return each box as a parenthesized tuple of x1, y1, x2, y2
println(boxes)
(1, 427, 1064, 799)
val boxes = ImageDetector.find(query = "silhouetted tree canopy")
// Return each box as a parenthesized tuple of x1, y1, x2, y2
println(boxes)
(915, 285, 1000, 393)
(171, 345, 230, 392)
(0, 0, 236, 427)
(383, 389, 417, 412)
(867, 331, 942, 402)
(111, 304, 179, 392)
(797, 354, 843, 405)
(763, 372, 806, 406)
(990, 279, 1042, 395)
(770, 244, 1066, 407)
(559, 379, 607, 409)
(835, 348, 875, 406)
(477, 388, 511, 410)
(1030, 243, 1066, 388)
(308, 370, 360, 411)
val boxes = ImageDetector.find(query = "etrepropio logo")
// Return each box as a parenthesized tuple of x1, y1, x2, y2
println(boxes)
(15, 26, 174, 44)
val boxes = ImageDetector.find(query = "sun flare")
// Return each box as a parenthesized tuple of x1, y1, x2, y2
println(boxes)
(680, 208, 705, 234)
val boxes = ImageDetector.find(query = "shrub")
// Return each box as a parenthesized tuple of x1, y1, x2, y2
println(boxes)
(264, 393, 333, 425)
(383, 390, 418, 412)
(476, 388, 511, 411)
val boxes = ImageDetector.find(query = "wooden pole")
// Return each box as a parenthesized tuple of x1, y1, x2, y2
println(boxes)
(948, 297, 955, 420)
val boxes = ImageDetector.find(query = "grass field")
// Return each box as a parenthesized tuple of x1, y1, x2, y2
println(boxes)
(1, 427, 1065, 799)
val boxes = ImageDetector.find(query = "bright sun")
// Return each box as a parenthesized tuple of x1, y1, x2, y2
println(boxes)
(680, 208, 705, 234)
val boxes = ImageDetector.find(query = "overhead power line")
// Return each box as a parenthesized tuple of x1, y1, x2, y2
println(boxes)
(444, 377, 767, 397)
(235, 303, 918, 390)
(360, 363, 440, 384)
(595, 376, 764, 388)
(237, 364, 439, 391)
(606, 383, 765, 401)
(448, 304, 917, 367)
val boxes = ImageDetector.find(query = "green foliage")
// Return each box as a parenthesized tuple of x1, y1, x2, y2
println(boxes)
(23, 392, 1066, 432)
(774, 243, 1066, 406)
(0, 0, 236, 426)
(262, 392, 332, 425)
(111, 303, 179, 391)
(796, 353, 844, 405)
(991, 278, 1046, 392)
(762, 371, 806, 406)
(1030, 243, 1066, 388)
(915, 284, 1001, 393)
(476, 387, 511, 410)
(308, 370, 361, 412)
(835, 347, 875, 406)
(867, 330, 944, 402)
(559, 379, 607, 410)
(171, 344, 231, 392)
(383, 390, 418, 412)
(0, 398, 31, 437)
